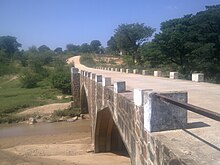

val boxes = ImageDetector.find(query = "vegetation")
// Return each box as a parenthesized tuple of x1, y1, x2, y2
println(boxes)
(106, 5, 220, 83)
(0, 36, 74, 123)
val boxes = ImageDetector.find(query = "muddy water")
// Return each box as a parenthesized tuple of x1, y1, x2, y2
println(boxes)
(0, 120, 131, 165)
(0, 120, 90, 149)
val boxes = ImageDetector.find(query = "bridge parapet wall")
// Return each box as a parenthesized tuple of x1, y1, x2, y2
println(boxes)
(71, 67, 190, 165)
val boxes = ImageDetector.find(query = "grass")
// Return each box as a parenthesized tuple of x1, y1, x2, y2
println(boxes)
(0, 76, 71, 117)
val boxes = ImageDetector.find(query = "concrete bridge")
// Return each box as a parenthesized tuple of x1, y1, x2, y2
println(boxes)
(69, 56, 220, 165)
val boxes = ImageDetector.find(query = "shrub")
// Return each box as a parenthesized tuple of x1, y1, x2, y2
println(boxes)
(19, 69, 39, 88)
(51, 69, 71, 94)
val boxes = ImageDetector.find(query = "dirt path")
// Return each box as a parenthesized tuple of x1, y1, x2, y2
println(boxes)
(18, 102, 72, 115)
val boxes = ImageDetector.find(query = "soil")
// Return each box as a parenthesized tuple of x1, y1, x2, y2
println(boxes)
(1, 101, 130, 165)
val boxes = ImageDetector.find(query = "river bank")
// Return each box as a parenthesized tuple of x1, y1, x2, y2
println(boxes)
(0, 120, 130, 165)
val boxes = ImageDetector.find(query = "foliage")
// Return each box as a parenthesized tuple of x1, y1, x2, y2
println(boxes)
(141, 5, 220, 81)
(80, 54, 96, 67)
(80, 43, 91, 53)
(0, 36, 21, 59)
(0, 76, 68, 116)
(54, 47, 63, 53)
(51, 67, 71, 94)
(66, 44, 80, 53)
(108, 23, 155, 64)
(38, 45, 51, 52)
(19, 69, 39, 88)
(90, 40, 101, 53)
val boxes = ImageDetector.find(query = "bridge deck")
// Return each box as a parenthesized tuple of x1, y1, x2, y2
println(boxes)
(69, 56, 220, 164)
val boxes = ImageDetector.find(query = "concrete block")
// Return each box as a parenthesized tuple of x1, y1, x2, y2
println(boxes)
(126, 69, 131, 73)
(170, 72, 178, 79)
(102, 77, 111, 86)
(115, 68, 119, 72)
(142, 70, 147, 75)
(95, 75, 102, 82)
(134, 89, 144, 106)
(114, 81, 126, 93)
(120, 68, 125, 72)
(71, 67, 79, 74)
(134, 89, 153, 106)
(154, 71, 161, 77)
(91, 73, 96, 80)
(144, 91, 187, 132)
(133, 69, 139, 74)
(192, 73, 204, 82)
(111, 68, 114, 71)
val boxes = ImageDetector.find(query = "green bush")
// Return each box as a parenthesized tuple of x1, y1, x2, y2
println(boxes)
(19, 69, 39, 88)
(51, 69, 71, 94)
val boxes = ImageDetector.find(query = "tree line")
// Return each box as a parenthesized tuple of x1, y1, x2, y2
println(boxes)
(107, 5, 220, 82)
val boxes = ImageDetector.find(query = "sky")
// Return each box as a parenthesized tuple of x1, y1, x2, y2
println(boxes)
(0, 0, 220, 50)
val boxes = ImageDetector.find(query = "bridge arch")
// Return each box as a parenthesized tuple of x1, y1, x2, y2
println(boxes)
(94, 107, 129, 156)
(80, 85, 89, 114)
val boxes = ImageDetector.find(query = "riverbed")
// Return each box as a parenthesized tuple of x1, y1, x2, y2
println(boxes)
(0, 120, 130, 164)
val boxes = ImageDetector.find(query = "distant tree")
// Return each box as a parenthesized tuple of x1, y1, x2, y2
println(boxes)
(38, 45, 50, 52)
(0, 36, 21, 59)
(107, 36, 118, 54)
(90, 40, 101, 53)
(66, 44, 80, 52)
(28, 46, 38, 53)
(54, 47, 63, 54)
(80, 43, 91, 53)
(112, 23, 155, 63)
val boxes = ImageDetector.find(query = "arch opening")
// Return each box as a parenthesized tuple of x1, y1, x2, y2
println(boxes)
(80, 85, 89, 114)
(95, 108, 129, 157)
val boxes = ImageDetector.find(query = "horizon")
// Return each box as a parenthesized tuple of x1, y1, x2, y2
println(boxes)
(0, 0, 220, 50)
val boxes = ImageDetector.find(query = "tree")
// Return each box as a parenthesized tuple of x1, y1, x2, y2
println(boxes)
(54, 47, 63, 54)
(80, 43, 91, 53)
(153, 5, 220, 78)
(0, 36, 21, 59)
(38, 45, 50, 52)
(112, 23, 155, 63)
(90, 40, 101, 53)
(66, 44, 80, 52)
(107, 36, 118, 54)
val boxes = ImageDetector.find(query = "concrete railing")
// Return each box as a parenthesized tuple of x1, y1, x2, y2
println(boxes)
(96, 66, 205, 82)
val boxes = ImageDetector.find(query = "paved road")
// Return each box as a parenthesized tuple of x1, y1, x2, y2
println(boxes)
(69, 56, 220, 114)
(68, 56, 220, 164)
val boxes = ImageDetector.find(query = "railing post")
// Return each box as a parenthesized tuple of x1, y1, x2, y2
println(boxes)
(143, 91, 187, 132)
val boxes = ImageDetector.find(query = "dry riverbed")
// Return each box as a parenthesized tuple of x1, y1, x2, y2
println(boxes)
(0, 104, 130, 165)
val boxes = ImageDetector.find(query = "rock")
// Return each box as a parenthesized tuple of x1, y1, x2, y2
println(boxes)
(81, 114, 90, 120)
(67, 116, 78, 122)
(28, 117, 37, 125)
(58, 116, 66, 122)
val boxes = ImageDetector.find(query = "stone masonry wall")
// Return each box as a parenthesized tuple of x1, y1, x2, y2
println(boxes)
(73, 68, 189, 165)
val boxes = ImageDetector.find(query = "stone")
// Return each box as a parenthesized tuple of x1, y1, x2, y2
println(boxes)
(120, 68, 125, 72)
(67, 116, 78, 122)
(102, 77, 111, 86)
(28, 117, 37, 125)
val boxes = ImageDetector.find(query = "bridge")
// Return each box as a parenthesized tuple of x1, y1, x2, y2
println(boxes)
(69, 56, 220, 165)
